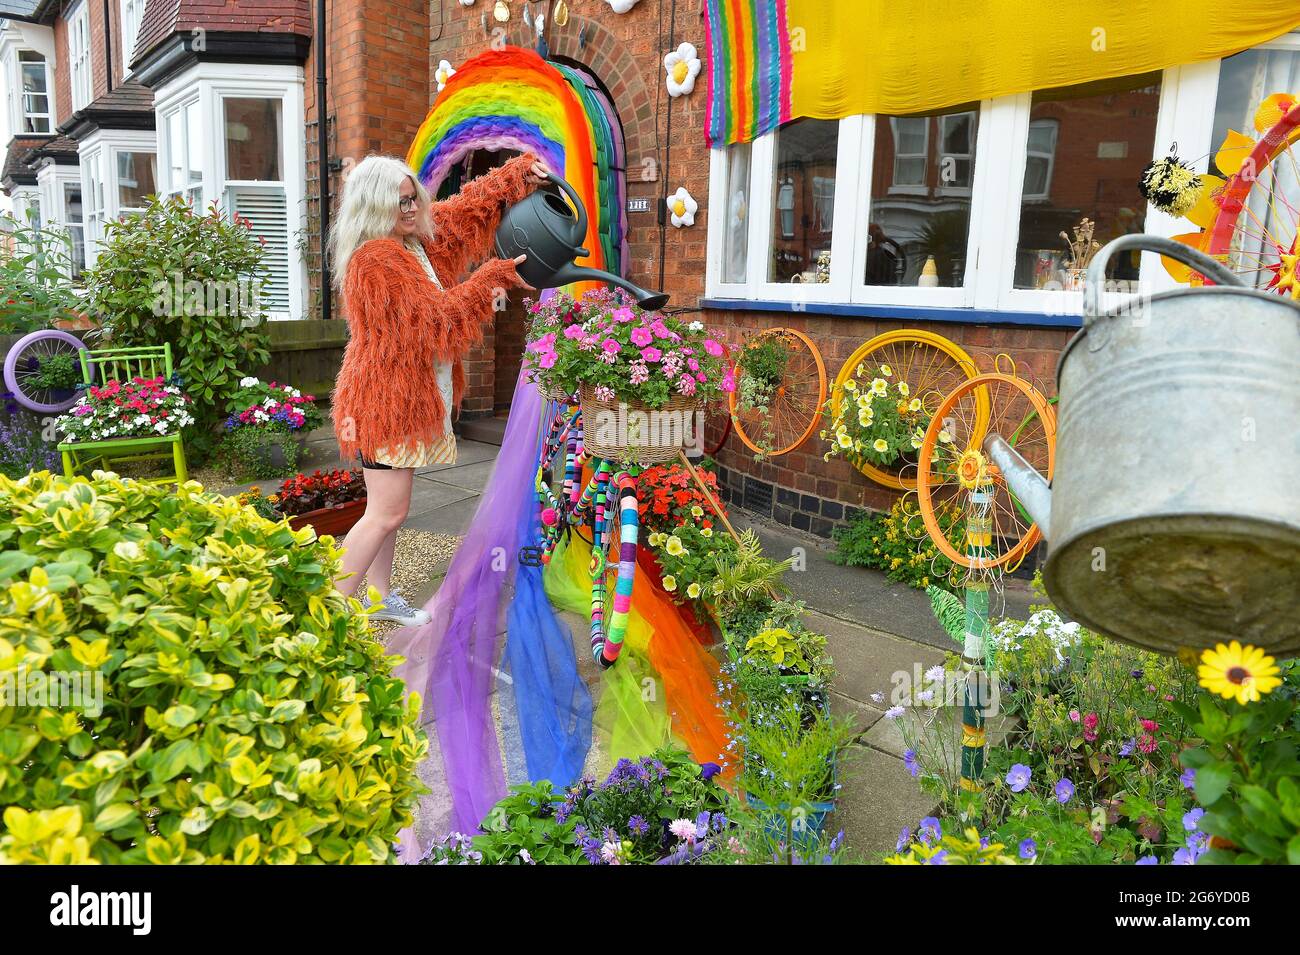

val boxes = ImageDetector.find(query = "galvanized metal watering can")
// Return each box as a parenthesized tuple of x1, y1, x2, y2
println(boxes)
(493, 175, 670, 310)
(987, 234, 1300, 657)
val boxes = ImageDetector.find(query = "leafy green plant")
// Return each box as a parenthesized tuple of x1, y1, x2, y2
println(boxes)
(831, 497, 963, 592)
(885, 825, 1020, 865)
(1175, 671, 1300, 864)
(216, 427, 306, 480)
(26, 352, 81, 391)
(82, 196, 272, 459)
(821, 361, 928, 468)
(0, 470, 427, 864)
(0, 406, 58, 479)
(0, 214, 85, 335)
(733, 336, 790, 459)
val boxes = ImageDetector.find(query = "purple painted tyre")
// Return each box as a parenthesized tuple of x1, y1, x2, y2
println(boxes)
(3, 329, 93, 414)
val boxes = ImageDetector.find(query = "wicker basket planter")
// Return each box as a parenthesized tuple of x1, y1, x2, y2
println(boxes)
(539, 381, 576, 403)
(579, 384, 702, 464)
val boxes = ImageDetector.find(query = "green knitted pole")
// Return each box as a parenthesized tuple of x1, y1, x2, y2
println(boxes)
(959, 484, 993, 792)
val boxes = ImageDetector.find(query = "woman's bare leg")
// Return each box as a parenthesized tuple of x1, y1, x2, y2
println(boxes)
(335, 466, 413, 598)
(369, 526, 399, 598)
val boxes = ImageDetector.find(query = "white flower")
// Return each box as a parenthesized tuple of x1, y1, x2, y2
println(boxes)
(668, 818, 696, 842)
(688, 320, 704, 332)
(663, 42, 702, 98)
(925, 664, 945, 683)
(435, 59, 456, 93)
(239, 376, 259, 388)
(666, 186, 697, 228)
(605, 0, 640, 11)
(113, 540, 142, 561)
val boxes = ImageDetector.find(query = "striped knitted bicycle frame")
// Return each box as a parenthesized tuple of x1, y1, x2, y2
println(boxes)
(588, 464, 612, 662)
(600, 471, 639, 665)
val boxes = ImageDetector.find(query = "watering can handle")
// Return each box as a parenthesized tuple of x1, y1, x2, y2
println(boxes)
(1083, 234, 1243, 321)
(544, 175, 589, 249)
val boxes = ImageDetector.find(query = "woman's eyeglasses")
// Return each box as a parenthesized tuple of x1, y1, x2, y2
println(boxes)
(398, 196, 419, 212)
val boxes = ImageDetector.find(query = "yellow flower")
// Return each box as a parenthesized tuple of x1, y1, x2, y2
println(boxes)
(712, 579, 724, 594)
(879, 364, 892, 377)
(701, 527, 713, 537)
(819, 430, 827, 440)
(910, 435, 923, 450)
(823, 452, 832, 462)
(896, 400, 909, 415)
(938, 429, 954, 444)
(856, 393, 870, 409)
(858, 408, 872, 427)
(649, 531, 665, 547)
(665, 536, 687, 557)
(838, 432, 854, 449)
(662, 575, 678, 593)
(908, 397, 922, 412)
(1198, 641, 1282, 704)
(873, 438, 889, 453)
(691, 504, 704, 519)
(843, 378, 857, 392)
(856, 363, 865, 377)
(871, 378, 888, 396)
(897, 381, 910, 397)
(687, 582, 702, 599)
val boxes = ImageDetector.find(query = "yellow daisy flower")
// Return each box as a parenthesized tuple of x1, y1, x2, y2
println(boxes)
(687, 582, 702, 599)
(908, 397, 922, 412)
(662, 575, 678, 593)
(1198, 641, 1282, 704)
(879, 364, 893, 377)
(871, 378, 888, 396)
(701, 527, 713, 537)
(665, 536, 687, 557)
(838, 432, 854, 449)
(873, 438, 889, 453)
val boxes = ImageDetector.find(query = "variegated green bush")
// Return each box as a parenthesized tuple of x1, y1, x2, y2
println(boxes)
(0, 470, 427, 864)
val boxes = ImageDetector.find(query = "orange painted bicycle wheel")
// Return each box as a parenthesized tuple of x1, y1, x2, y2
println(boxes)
(728, 327, 827, 458)
(917, 372, 1056, 571)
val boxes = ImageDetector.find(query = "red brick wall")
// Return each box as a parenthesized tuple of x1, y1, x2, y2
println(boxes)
(53, 17, 70, 124)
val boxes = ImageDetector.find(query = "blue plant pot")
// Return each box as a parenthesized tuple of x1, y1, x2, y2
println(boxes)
(745, 792, 835, 846)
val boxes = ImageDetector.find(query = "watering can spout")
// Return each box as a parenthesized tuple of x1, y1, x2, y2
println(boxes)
(984, 434, 1052, 540)
(552, 263, 671, 310)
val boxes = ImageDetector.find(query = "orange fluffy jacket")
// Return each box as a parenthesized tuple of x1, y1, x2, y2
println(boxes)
(331, 153, 537, 462)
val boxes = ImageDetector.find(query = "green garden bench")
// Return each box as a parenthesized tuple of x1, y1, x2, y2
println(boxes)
(58, 343, 189, 486)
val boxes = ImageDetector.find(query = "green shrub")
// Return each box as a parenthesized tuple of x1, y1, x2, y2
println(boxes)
(0, 214, 85, 335)
(0, 470, 427, 864)
(831, 497, 963, 592)
(82, 196, 272, 459)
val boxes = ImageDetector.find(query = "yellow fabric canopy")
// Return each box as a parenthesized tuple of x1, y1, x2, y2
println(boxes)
(788, 0, 1300, 119)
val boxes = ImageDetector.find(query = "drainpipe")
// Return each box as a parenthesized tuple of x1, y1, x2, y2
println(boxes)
(316, 0, 331, 320)
(103, 0, 113, 93)
(657, 0, 677, 292)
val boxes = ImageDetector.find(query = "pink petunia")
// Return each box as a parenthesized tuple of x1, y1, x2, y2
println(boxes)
(613, 307, 636, 323)
(721, 374, 736, 393)
(563, 324, 586, 339)
(677, 374, 697, 397)
(539, 352, 558, 369)
(687, 358, 700, 372)
(703, 339, 724, 357)
(650, 320, 672, 340)
(641, 346, 662, 363)
(601, 338, 622, 354)
(630, 326, 653, 347)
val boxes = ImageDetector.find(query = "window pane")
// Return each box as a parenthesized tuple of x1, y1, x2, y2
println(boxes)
(167, 110, 184, 191)
(1207, 48, 1300, 292)
(118, 152, 157, 208)
(867, 104, 979, 287)
(722, 142, 751, 284)
(185, 102, 203, 186)
(769, 118, 838, 283)
(224, 97, 283, 181)
(1014, 73, 1161, 290)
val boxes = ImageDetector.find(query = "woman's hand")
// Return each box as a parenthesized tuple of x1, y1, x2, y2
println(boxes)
(526, 161, 550, 186)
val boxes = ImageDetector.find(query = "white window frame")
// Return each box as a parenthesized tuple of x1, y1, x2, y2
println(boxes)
(17, 50, 53, 133)
(937, 110, 977, 196)
(78, 128, 158, 268)
(120, 0, 144, 71)
(705, 33, 1300, 317)
(153, 63, 307, 320)
(68, 2, 92, 111)
(888, 116, 930, 194)
(35, 162, 84, 277)
(1021, 118, 1059, 202)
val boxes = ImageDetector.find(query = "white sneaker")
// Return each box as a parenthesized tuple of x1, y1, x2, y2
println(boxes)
(367, 590, 432, 627)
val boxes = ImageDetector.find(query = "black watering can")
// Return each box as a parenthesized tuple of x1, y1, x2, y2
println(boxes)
(494, 175, 670, 310)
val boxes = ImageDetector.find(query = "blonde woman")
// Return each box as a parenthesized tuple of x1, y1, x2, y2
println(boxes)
(329, 152, 547, 624)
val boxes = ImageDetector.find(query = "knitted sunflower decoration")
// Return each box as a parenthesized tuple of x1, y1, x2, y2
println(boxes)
(1139, 147, 1204, 217)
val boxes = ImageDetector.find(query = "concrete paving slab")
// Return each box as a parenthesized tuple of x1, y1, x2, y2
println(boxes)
(831, 745, 938, 860)
(418, 458, 499, 492)
(808, 609, 946, 706)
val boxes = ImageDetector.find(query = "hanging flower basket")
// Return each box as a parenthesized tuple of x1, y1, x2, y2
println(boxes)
(579, 384, 701, 464)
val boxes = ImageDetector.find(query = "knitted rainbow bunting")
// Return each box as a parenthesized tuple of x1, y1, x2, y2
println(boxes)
(703, 0, 792, 147)
(406, 46, 624, 276)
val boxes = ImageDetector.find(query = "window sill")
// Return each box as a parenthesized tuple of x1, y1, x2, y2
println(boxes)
(698, 297, 1083, 329)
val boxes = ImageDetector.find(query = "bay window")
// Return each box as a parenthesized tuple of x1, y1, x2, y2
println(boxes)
(705, 32, 1300, 321)
(77, 132, 158, 269)
(69, 3, 91, 111)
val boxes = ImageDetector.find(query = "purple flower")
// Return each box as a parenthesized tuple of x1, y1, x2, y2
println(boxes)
(1054, 778, 1075, 804)
(1180, 767, 1196, 789)
(1135, 855, 1158, 865)
(1182, 808, 1205, 832)
(896, 827, 911, 852)
(1005, 764, 1032, 793)
(903, 749, 920, 778)
(700, 761, 721, 781)
(628, 815, 649, 836)
(1019, 838, 1037, 860)
(918, 817, 941, 846)
(928, 850, 950, 865)
(1119, 738, 1136, 757)
(1172, 846, 1202, 865)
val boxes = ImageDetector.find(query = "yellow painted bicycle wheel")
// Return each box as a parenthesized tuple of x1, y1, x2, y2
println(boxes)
(830, 329, 988, 490)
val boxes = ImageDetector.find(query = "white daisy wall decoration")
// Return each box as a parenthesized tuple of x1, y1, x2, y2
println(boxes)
(663, 42, 701, 98)
(666, 187, 697, 228)
(458, 0, 474, 7)
(435, 60, 457, 92)
(605, 0, 640, 12)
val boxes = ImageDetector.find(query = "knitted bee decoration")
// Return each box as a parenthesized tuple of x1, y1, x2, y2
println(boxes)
(1139, 146, 1203, 217)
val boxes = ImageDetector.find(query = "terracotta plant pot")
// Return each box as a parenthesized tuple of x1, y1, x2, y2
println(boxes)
(287, 497, 367, 537)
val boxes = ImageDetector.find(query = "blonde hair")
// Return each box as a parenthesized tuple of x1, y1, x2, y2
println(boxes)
(328, 155, 432, 287)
